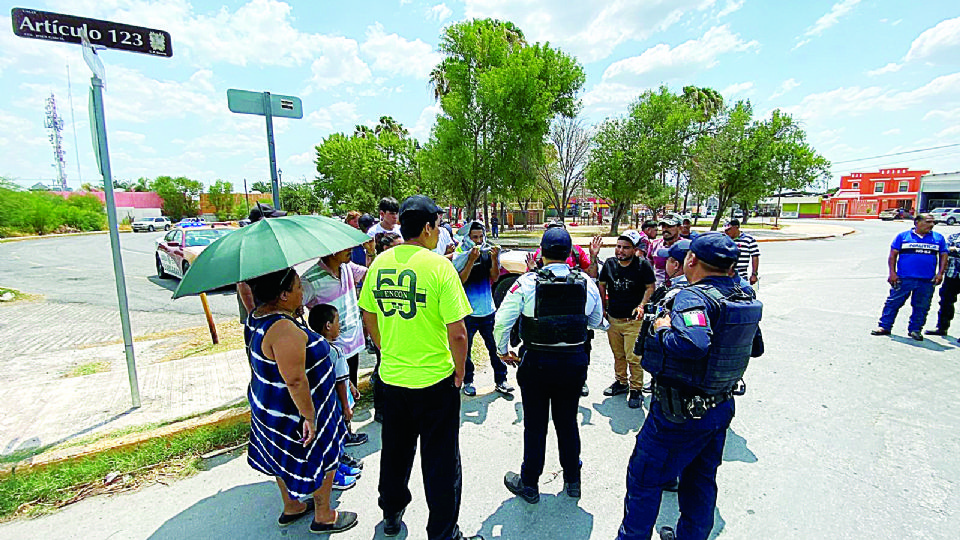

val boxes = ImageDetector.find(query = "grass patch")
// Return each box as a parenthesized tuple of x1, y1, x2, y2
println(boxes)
(158, 319, 245, 362)
(62, 360, 111, 378)
(0, 287, 38, 303)
(0, 421, 250, 521)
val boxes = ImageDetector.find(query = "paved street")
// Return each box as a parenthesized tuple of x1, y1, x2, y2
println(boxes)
(1, 219, 959, 539)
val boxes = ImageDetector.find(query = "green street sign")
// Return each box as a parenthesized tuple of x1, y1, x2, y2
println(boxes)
(226, 89, 302, 119)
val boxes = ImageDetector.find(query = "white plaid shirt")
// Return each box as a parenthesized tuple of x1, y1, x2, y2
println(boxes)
(946, 232, 960, 279)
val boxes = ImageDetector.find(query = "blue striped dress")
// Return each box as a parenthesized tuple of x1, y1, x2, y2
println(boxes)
(245, 312, 345, 498)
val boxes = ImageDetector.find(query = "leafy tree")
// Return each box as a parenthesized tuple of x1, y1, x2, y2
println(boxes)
(251, 181, 272, 193)
(314, 119, 420, 214)
(536, 118, 590, 223)
(423, 18, 585, 219)
(207, 180, 236, 221)
(280, 182, 328, 215)
(690, 103, 829, 229)
(151, 175, 202, 221)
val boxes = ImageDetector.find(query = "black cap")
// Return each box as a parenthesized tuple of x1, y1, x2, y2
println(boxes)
(248, 204, 287, 222)
(690, 233, 739, 269)
(726, 218, 741, 228)
(399, 195, 442, 218)
(541, 227, 572, 259)
(358, 213, 375, 232)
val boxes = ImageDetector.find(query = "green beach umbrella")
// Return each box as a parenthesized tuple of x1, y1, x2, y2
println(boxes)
(173, 215, 370, 299)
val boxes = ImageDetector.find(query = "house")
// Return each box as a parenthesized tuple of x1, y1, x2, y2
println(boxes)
(918, 171, 960, 211)
(759, 193, 823, 218)
(821, 168, 928, 219)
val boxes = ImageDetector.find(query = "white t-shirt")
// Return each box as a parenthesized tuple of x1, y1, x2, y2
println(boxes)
(367, 222, 400, 237)
(434, 226, 454, 255)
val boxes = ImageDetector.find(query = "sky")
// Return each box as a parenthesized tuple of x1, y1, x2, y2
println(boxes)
(1, 0, 959, 192)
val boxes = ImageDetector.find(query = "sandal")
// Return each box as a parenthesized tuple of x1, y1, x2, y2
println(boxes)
(310, 510, 358, 534)
(278, 498, 314, 527)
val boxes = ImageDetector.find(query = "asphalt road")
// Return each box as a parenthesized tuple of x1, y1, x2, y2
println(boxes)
(0, 230, 243, 317)
(1, 218, 959, 539)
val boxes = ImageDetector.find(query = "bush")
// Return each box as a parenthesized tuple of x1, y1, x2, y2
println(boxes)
(0, 186, 107, 235)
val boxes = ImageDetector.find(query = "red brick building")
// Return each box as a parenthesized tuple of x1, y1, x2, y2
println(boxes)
(822, 168, 929, 219)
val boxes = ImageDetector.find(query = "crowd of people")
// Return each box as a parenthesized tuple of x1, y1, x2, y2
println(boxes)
(237, 196, 765, 540)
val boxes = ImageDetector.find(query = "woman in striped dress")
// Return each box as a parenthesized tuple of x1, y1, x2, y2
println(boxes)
(244, 267, 358, 534)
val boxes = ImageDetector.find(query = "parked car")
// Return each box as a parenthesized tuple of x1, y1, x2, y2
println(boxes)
(879, 208, 914, 221)
(132, 216, 171, 232)
(155, 225, 237, 279)
(931, 208, 960, 225)
(175, 217, 207, 228)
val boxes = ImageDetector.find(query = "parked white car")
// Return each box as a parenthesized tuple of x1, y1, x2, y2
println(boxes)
(132, 216, 172, 232)
(931, 208, 960, 225)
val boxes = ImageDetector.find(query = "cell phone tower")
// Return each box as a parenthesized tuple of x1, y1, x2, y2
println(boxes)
(44, 93, 68, 191)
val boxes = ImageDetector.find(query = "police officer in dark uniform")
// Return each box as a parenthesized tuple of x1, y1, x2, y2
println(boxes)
(493, 227, 605, 503)
(618, 233, 764, 540)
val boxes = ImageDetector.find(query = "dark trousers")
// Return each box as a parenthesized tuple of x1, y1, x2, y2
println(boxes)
(618, 400, 734, 540)
(372, 348, 384, 415)
(464, 314, 507, 385)
(378, 375, 462, 540)
(936, 275, 960, 331)
(346, 354, 359, 388)
(517, 350, 588, 486)
(878, 277, 935, 333)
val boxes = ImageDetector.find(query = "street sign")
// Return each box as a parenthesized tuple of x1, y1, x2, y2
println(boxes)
(227, 89, 304, 209)
(227, 89, 303, 119)
(11, 7, 172, 57)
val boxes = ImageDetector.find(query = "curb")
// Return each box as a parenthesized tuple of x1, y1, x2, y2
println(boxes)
(0, 407, 249, 479)
(0, 230, 132, 243)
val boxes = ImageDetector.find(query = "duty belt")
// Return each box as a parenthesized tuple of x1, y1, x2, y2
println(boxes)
(653, 382, 732, 423)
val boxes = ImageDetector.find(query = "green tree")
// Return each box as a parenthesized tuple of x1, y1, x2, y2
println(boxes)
(423, 18, 585, 219)
(251, 181, 272, 193)
(280, 182, 328, 215)
(690, 103, 829, 229)
(207, 180, 236, 221)
(151, 175, 202, 221)
(314, 119, 420, 214)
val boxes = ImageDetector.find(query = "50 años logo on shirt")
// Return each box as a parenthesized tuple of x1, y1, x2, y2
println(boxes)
(373, 269, 427, 319)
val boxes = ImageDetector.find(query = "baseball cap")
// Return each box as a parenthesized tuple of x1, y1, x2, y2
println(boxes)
(619, 230, 643, 248)
(399, 195, 442, 218)
(690, 233, 739, 269)
(248, 204, 287, 222)
(541, 227, 573, 259)
(665, 239, 692, 262)
(725, 218, 741, 228)
(659, 214, 681, 227)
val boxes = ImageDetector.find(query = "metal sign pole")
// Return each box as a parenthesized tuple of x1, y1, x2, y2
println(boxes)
(262, 92, 281, 210)
(91, 73, 141, 408)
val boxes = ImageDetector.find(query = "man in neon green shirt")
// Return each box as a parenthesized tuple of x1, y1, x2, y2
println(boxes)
(359, 195, 480, 540)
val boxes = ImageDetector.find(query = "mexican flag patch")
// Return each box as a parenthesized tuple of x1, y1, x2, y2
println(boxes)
(682, 311, 707, 327)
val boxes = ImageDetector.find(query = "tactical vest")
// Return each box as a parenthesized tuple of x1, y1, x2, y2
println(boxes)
(519, 269, 589, 353)
(641, 283, 762, 395)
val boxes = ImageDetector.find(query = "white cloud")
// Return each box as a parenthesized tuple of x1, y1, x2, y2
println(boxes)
(601, 25, 758, 81)
(287, 151, 316, 166)
(937, 125, 960, 138)
(770, 78, 801, 99)
(410, 102, 443, 141)
(360, 23, 441, 79)
(923, 108, 960, 122)
(867, 62, 903, 76)
(427, 3, 453, 22)
(305, 38, 373, 92)
(717, 0, 745, 19)
(464, 0, 715, 63)
(904, 17, 960, 63)
(794, 0, 861, 49)
(882, 128, 900, 136)
(306, 102, 361, 132)
(722, 81, 754, 96)
(782, 72, 960, 121)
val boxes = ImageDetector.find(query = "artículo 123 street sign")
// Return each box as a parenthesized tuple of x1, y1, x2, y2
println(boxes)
(11, 7, 173, 57)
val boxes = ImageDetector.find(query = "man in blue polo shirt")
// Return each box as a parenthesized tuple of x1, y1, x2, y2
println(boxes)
(872, 213, 947, 341)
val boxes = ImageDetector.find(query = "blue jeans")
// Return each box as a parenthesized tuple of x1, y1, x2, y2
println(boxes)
(878, 277, 935, 333)
(618, 400, 734, 540)
(464, 314, 507, 385)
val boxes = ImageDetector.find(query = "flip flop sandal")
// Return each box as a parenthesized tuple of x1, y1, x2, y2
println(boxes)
(278, 498, 315, 527)
(310, 510, 359, 534)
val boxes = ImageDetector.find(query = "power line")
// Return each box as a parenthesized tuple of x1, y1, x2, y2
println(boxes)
(831, 143, 960, 165)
